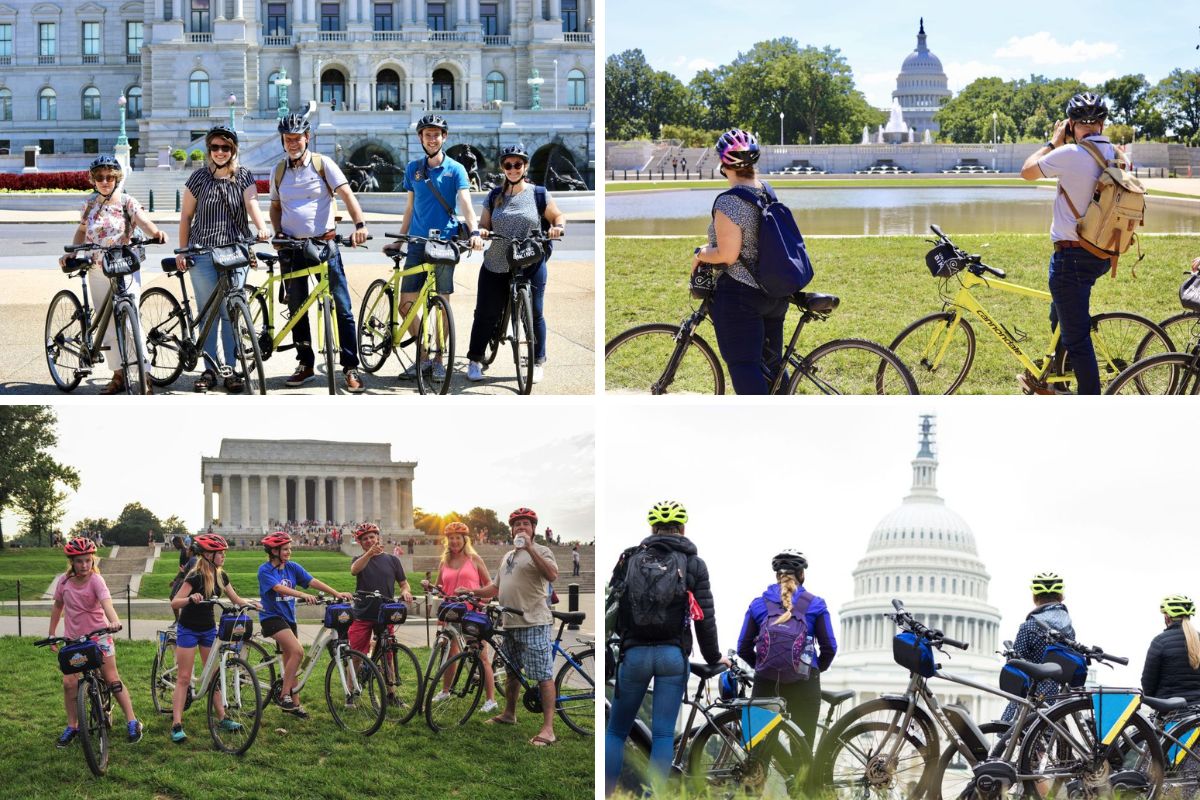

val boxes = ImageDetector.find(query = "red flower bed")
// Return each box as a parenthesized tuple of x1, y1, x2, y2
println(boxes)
(0, 171, 92, 191)
(255, 179, 270, 194)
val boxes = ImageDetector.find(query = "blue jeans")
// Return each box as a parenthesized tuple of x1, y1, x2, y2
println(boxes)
(401, 241, 456, 294)
(281, 243, 359, 369)
(467, 262, 547, 363)
(1048, 248, 1111, 395)
(710, 275, 789, 395)
(188, 252, 248, 369)
(604, 644, 688, 795)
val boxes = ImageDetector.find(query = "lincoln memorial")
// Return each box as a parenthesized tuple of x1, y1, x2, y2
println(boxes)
(200, 439, 416, 535)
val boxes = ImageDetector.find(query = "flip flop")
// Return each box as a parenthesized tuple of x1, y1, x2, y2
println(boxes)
(529, 735, 557, 746)
(485, 715, 517, 725)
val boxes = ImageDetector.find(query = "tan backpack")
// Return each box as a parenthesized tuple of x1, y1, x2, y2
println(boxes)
(272, 152, 340, 219)
(1058, 139, 1146, 277)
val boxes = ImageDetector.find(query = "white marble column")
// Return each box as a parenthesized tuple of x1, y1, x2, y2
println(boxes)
(306, 0, 316, 24)
(401, 479, 413, 528)
(276, 475, 286, 526)
(297, 475, 308, 522)
(392, 478, 402, 530)
(240, 474, 250, 528)
(259, 476, 268, 532)
(416, 0, 426, 27)
(372, 478, 381, 524)
(203, 474, 214, 526)
(456, 0, 467, 24)
(317, 477, 327, 523)
(235, 0, 244, 19)
(354, 476, 364, 522)
(216, 0, 226, 20)
(172, 0, 181, 22)
(549, 0, 560, 20)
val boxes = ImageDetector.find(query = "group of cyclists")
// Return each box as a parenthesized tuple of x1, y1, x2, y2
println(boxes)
(604, 500, 1200, 795)
(63, 111, 566, 393)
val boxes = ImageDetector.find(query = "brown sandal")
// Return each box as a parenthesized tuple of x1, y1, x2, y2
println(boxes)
(99, 372, 125, 395)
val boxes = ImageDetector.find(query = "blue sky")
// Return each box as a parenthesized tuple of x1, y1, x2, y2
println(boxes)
(605, 0, 1200, 108)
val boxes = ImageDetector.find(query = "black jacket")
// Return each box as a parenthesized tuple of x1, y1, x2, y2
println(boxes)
(1142, 621, 1200, 702)
(609, 534, 721, 664)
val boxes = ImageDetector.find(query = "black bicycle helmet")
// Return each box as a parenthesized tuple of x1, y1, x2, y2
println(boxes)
(499, 144, 530, 163)
(416, 113, 449, 134)
(89, 154, 121, 173)
(771, 549, 808, 574)
(277, 113, 310, 136)
(1066, 92, 1108, 124)
(205, 124, 239, 147)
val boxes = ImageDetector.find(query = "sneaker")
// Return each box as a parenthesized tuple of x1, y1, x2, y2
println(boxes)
(431, 361, 446, 381)
(431, 691, 451, 703)
(532, 363, 544, 384)
(480, 699, 499, 714)
(56, 727, 78, 748)
(467, 361, 485, 381)
(399, 360, 433, 380)
(343, 368, 365, 394)
(170, 723, 187, 743)
(127, 720, 143, 744)
(217, 718, 243, 732)
(285, 365, 315, 387)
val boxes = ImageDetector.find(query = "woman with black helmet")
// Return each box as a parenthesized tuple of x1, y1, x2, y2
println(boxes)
(59, 154, 168, 394)
(736, 549, 837, 744)
(176, 125, 271, 392)
(467, 144, 566, 384)
(691, 129, 789, 395)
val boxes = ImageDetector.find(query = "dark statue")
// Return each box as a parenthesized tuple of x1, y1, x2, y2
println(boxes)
(342, 154, 394, 193)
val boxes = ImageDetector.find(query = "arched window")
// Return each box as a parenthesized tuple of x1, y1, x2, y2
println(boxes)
(267, 72, 281, 110)
(0, 88, 10, 122)
(320, 68, 346, 108)
(566, 68, 585, 106)
(126, 86, 142, 119)
(486, 71, 505, 103)
(82, 87, 101, 120)
(431, 68, 453, 110)
(375, 68, 400, 110)
(38, 87, 56, 121)
(189, 70, 209, 110)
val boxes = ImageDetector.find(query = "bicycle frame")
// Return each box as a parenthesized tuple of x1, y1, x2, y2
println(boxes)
(362, 260, 442, 350)
(51, 271, 125, 369)
(253, 624, 337, 695)
(249, 259, 338, 353)
(156, 261, 249, 374)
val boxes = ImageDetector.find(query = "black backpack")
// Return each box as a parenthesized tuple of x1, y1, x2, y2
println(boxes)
(486, 184, 552, 261)
(616, 543, 689, 645)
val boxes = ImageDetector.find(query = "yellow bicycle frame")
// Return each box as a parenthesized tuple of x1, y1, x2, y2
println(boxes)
(250, 259, 339, 353)
(362, 260, 441, 347)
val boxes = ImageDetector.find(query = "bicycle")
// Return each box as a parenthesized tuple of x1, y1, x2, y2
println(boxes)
(242, 233, 369, 395)
(355, 233, 465, 395)
(889, 224, 1174, 394)
(45, 242, 149, 394)
(352, 589, 424, 724)
(605, 267, 919, 394)
(138, 239, 266, 394)
(243, 595, 387, 736)
(1105, 275, 1200, 394)
(478, 232, 553, 394)
(147, 600, 264, 754)
(419, 586, 491, 713)
(35, 625, 121, 776)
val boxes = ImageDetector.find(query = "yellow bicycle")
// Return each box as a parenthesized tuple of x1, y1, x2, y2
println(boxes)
(889, 224, 1173, 394)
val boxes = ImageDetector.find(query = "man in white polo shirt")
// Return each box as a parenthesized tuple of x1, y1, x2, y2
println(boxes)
(1020, 92, 1119, 395)
(269, 113, 370, 393)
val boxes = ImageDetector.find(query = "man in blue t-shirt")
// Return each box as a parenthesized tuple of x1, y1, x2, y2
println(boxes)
(389, 114, 483, 381)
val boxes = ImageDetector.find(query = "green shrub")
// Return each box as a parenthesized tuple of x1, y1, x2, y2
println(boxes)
(171, 149, 186, 161)
(188, 149, 204, 161)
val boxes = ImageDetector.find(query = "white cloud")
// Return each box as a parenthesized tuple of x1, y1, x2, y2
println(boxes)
(994, 32, 1120, 65)
(942, 60, 1020, 93)
(1077, 69, 1118, 86)
(858, 69, 899, 109)
(687, 57, 717, 73)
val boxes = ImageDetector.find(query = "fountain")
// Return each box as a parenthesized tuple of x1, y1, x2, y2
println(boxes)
(923, 128, 933, 145)
(862, 125, 871, 145)
(882, 98, 909, 144)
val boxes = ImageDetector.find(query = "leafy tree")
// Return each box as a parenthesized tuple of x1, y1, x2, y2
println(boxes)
(689, 66, 734, 131)
(69, 517, 112, 540)
(160, 515, 190, 541)
(1103, 74, 1150, 125)
(1156, 69, 1200, 144)
(936, 75, 1088, 142)
(605, 49, 695, 140)
(660, 124, 725, 148)
(17, 454, 79, 547)
(462, 507, 508, 541)
(0, 406, 73, 549)
(108, 502, 164, 546)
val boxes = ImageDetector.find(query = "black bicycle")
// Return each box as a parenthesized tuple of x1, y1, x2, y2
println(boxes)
(605, 267, 919, 394)
(139, 238, 266, 394)
(46, 243, 148, 394)
(35, 625, 121, 776)
(1106, 274, 1200, 394)
(353, 590, 424, 724)
(480, 232, 552, 394)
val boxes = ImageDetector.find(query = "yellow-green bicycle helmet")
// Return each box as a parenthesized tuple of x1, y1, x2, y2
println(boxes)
(648, 500, 688, 526)
(1030, 572, 1064, 595)
(1161, 595, 1196, 618)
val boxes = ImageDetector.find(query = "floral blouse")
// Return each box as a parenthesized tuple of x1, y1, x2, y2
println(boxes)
(80, 193, 142, 249)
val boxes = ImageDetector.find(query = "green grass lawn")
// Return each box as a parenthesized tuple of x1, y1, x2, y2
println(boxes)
(2, 636, 593, 800)
(605, 179, 1200, 199)
(0, 548, 113, 600)
(139, 550, 356, 600)
(605, 234, 1194, 395)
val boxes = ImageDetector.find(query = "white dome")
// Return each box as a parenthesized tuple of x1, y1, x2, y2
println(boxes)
(869, 502, 976, 551)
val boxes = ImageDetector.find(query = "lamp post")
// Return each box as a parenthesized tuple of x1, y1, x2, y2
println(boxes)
(227, 93, 237, 130)
(992, 110, 998, 170)
(275, 68, 291, 118)
(779, 111, 784, 146)
(116, 94, 128, 146)
(527, 68, 544, 112)
(554, 59, 559, 110)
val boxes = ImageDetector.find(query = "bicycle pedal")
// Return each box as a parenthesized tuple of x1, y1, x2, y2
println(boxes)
(361, 345, 375, 357)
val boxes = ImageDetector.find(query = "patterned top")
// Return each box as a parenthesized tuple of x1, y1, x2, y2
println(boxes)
(184, 166, 256, 248)
(483, 186, 544, 274)
(707, 186, 765, 289)
(79, 192, 142, 249)
(1001, 602, 1075, 721)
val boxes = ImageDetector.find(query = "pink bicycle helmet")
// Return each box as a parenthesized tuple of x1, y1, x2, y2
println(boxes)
(716, 129, 760, 168)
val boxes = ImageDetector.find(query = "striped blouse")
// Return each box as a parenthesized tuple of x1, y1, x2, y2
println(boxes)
(184, 166, 255, 248)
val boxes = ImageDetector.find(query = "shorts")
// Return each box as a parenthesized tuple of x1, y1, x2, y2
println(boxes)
(348, 618, 392, 655)
(501, 624, 553, 683)
(260, 616, 298, 638)
(93, 633, 116, 659)
(176, 624, 217, 649)
(401, 241, 455, 294)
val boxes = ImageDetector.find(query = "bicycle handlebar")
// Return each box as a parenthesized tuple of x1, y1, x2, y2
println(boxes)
(272, 234, 371, 250)
(64, 242, 128, 254)
(1031, 615, 1128, 665)
(927, 224, 1008, 280)
(174, 237, 259, 256)
(889, 598, 969, 650)
(485, 232, 553, 243)
(35, 625, 118, 648)
(197, 597, 259, 614)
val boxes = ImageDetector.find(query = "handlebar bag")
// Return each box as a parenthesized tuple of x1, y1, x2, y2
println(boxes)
(1180, 274, 1200, 313)
(211, 243, 251, 272)
(218, 613, 253, 642)
(351, 593, 385, 622)
(59, 640, 103, 674)
(1000, 663, 1033, 697)
(101, 245, 141, 277)
(424, 239, 460, 267)
(1044, 644, 1088, 687)
(437, 601, 468, 624)
(506, 237, 546, 271)
(893, 631, 936, 677)
(323, 603, 354, 636)
(461, 609, 493, 639)
(378, 602, 408, 625)
(925, 243, 964, 278)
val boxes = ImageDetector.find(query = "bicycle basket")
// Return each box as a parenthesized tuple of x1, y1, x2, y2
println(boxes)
(461, 610, 493, 639)
(926, 243, 964, 278)
(378, 602, 408, 625)
(323, 603, 354, 636)
(58, 640, 103, 674)
(424, 239, 460, 267)
(1180, 273, 1200, 312)
(351, 593, 385, 623)
(437, 601, 468, 624)
(101, 245, 141, 277)
(1044, 644, 1088, 687)
(301, 239, 332, 268)
(893, 631, 936, 677)
(218, 613, 253, 642)
(999, 663, 1033, 697)
(506, 237, 546, 271)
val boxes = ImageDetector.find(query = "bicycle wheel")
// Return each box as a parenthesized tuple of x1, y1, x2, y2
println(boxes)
(139, 287, 187, 387)
(321, 299, 339, 395)
(1153, 311, 1200, 357)
(1104, 352, 1200, 395)
(229, 298, 266, 395)
(356, 278, 395, 374)
(237, 638, 278, 704)
(151, 638, 178, 714)
(76, 677, 110, 776)
(554, 647, 594, 735)
(1052, 312, 1174, 390)
(1153, 709, 1200, 796)
(247, 289, 274, 360)
(324, 647, 386, 736)
(379, 642, 423, 725)
(416, 294, 455, 395)
(888, 312, 976, 395)
(790, 338, 919, 395)
(45, 289, 86, 392)
(425, 651, 484, 732)
(931, 720, 1008, 800)
(1018, 694, 1165, 799)
(114, 304, 148, 395)
(604, 323, 725, 395)
(687, 707, 810, 798)
(207, 655, 263, 755)
(812, 697, 940, 799)
(483, 301, 510, 367)
(492, 648, 509, 699)
(513, 288, 536, 395)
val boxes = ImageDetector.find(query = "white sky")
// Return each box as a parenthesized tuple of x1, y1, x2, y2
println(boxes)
(2, 400, 595, 543)
(600, 399, 1195, 689)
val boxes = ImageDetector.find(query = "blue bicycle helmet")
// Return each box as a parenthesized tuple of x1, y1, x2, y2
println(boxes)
(718, 670, 740, 701)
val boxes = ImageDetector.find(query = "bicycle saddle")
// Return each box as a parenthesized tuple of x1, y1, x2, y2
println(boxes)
(254, 251, 279, 267)
(821, 689, 855, 707)
(551, 610, 586, 625)
(689, 661, 728, 680)
(792, 292, 840, 314)
(1141, 695, 1189, 713)
(1006, 659, 1063, 682)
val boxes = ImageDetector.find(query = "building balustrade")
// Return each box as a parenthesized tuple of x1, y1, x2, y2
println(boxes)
(563, 32, 591, 43)
(262, 35, 291, 46)
(188, 32, 212, 43)
(482, 34, 510, 45)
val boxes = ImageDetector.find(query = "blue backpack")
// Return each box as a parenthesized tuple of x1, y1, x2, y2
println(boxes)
(753, 592, 815, 683)
(486, 184, 552, 261)
(719, 180, 814, 298)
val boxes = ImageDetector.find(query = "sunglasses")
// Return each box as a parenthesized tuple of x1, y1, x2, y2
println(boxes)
(501, 161, 526, 170)
(209, 144, 233, 153)
(93, 174, 118, 183)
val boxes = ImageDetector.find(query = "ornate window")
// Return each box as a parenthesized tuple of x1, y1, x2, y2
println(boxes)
(82, 87, 101, 120)
(485, 71, 505, 103)
(189, 70, 209, 109)
(38, 88, 57, 121)
(566, 68, 585, 105)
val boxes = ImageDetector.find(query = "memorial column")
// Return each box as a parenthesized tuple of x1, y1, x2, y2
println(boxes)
(240, 474, 250, 529)
(316, 477, 327, 523)
(355, 476, 365, 523)
(335, 477, 346, 523)
(297, 475, 308, 523)
(259, 474, 268, 532)
(203, 473, 214, 527)
(372, 478, 381, 524)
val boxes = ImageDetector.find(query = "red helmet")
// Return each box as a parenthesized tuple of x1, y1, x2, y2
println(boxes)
(194, 533, 229, 552)
(508, 507, 538, 526)
(354, 523, 380, 542)
(442, 521, 469, 536)
(261, 532, 292, 549)
(64, 538, 98, 557)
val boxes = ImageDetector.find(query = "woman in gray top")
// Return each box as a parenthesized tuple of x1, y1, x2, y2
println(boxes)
(692, 129, 789, 394)
(468, 145, 565, 385)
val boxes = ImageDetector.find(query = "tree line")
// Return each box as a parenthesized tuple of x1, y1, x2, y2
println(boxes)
(0, 407, 78, 549)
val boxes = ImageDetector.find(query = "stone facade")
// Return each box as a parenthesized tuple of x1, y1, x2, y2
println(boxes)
(892, 18, 951, 140)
